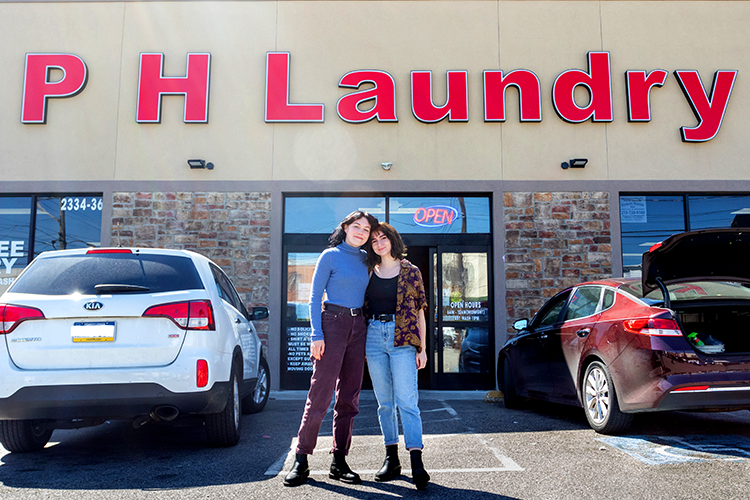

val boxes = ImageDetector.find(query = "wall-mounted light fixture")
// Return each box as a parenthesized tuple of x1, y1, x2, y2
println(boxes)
(561, 158, 588, 169)
(187, 159, 214, 170)
(381, 162, 393, 171)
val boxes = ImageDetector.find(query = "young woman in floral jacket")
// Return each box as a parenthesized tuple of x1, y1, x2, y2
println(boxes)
(365, 222, 430, 490)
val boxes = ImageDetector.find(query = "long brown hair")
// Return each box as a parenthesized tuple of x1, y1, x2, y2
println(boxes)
(328, 210, 379, 248)
(366, 222, 407, 270)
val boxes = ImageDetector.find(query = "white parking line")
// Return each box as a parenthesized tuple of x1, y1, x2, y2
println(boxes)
(439, 400, 459, 418)
(265, 401, 523, 476)
(265, 433, 524, 476)
(466, 425, 524, 472)
(265, 447, 293, 476)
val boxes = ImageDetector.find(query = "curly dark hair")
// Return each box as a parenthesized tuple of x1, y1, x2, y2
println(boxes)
(328, 210, 379, 248)
(366, 222, 407, 270)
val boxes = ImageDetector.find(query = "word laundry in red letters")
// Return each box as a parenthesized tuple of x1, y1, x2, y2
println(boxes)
(19, 51, 738, 143)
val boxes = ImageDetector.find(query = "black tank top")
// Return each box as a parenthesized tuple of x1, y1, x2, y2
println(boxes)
(366, 274, 398, 315)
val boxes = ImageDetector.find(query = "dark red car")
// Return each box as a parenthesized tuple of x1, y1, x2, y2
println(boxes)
(497, 228, 750, 434)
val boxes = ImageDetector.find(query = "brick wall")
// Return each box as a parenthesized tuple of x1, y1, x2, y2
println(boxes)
(504, 192, 611, 333)
(111, 191, 271, 342)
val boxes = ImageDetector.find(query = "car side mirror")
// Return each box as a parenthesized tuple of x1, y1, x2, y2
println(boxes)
(250, 306, 269, 321)
(513, 318, 529, 331)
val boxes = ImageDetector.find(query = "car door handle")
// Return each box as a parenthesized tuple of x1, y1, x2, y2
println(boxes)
(234, 318, 242, 324)
(576, 328, 591, 338)
(539, 333, 548, 339)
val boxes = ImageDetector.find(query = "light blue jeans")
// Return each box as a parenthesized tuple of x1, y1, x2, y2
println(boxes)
(366, 319, 423, 450)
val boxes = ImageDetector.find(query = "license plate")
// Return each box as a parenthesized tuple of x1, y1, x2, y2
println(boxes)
(71, 321, 116, 343)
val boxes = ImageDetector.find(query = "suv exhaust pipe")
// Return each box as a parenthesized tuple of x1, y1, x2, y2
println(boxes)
(150, 405, 180, 422)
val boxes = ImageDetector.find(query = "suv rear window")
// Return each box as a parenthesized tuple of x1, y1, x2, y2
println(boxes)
(9, 253, 204, 295)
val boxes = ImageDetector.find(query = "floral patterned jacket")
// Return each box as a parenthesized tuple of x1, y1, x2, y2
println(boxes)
(393, 259, 428, 352)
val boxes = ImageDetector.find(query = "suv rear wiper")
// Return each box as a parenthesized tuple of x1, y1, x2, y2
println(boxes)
(94, 284, 150, 294)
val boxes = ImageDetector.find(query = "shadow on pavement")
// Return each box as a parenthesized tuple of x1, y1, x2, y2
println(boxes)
(0, 399, 301, 490)
(305, 477, 521, 499)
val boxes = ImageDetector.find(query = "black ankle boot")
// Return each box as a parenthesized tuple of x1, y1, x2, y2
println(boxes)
(329, 452, 362, 484)
(283, 453, 310, 487)
(375, 444, 401, 482)
(410, 449, 430, 490)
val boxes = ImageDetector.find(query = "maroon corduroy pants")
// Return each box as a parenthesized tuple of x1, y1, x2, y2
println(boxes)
(295, 310, 367, 455)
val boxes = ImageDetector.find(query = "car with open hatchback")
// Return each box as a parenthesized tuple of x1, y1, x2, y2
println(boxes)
(498, 228, 750, 434)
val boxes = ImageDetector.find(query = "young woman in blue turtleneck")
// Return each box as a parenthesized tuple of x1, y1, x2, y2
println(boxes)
(284, 210, 378, 487)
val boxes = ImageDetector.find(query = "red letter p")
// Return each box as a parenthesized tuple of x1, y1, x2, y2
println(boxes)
(22, 53, 88, 124)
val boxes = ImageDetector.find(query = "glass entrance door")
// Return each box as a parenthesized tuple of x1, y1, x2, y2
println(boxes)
(431, 246, 494, 389)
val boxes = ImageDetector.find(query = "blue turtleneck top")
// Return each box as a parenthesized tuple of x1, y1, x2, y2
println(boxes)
(308, 242, 369, 342)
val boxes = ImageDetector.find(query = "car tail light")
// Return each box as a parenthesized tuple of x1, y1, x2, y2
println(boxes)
(197, 359, 208, 388)
(648, 241, 664, 252)
(143, 300, 215, 330)
(0, 304, 45, 334)
(673, 385, 710, 392)
(623, 317, 682, 336)
(86, 248, 133, 254)
(187, 301, 213, 330)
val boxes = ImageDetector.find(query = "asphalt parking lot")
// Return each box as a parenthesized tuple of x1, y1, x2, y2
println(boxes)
(1, 391, 750, 500)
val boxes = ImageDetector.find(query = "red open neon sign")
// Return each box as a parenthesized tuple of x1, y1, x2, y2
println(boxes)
(413, 205, 459, 228)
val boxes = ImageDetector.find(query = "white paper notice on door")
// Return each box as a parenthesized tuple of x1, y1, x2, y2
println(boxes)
(620, 196, 647, 224)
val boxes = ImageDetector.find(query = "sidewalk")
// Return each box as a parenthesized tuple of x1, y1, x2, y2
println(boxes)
(270, 389, 491, 401)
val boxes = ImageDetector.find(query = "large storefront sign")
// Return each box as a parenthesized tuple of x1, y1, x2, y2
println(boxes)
(20, 51, 737, 143)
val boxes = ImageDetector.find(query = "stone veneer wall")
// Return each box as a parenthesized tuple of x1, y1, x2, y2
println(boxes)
(504, 192, 611, 334)
(111, 192, 271, 343)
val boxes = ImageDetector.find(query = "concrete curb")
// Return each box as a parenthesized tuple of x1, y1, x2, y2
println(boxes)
(270, 389, 493, 401)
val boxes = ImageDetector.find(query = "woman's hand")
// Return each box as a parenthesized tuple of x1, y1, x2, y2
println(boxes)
(416, 349, 427, 370)
(311, 340, 325, 360)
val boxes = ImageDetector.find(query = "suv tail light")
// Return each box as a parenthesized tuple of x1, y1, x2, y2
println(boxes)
(0, 304, 45, 334)
(623, 317, 682, 336)
(143, 300, 215, 330)
(197, 359, 209, 388)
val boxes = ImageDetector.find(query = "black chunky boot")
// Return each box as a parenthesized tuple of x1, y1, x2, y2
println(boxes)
(410, 449, 430, 490)
(329, 452, 362, 484)
(283, 453, 310, 487)
(374, 444, 401, 482)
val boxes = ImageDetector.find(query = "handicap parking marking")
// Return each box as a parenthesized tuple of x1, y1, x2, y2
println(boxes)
(597, 435, 750, 465)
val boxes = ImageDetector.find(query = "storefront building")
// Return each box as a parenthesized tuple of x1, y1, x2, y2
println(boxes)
(2, 0, 749, 390)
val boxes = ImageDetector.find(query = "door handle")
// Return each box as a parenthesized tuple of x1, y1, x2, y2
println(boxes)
(576, 328, 591, 338)
(234, 318, 242, 324)
(539, 333, 548, 340)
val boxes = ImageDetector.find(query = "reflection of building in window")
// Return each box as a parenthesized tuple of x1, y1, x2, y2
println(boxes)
(0, 194, 102, 295)
(621, 194, 750, 277)
(442, 253, 488, 321)
(34, 196, 103, 256)
(286, 253, 319, 321)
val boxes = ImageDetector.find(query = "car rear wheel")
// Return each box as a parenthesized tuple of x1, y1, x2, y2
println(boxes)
(0, 420, 53, 453)
(205, 363, 242, 447)
(501, 356, 522, 409)
(583, 361, 633, 434)
(242, 356, 269, 414)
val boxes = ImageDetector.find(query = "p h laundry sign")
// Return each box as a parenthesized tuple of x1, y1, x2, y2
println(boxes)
(20, 51, 736, 143)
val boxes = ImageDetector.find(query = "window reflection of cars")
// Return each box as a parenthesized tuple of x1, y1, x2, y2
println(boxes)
(443, 328, 461, 348)
(497, 229, 750, 435)
(459, 328, 489, 373)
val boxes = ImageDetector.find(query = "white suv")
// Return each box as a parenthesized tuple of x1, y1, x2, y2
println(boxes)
(0, 247, 269, 452)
